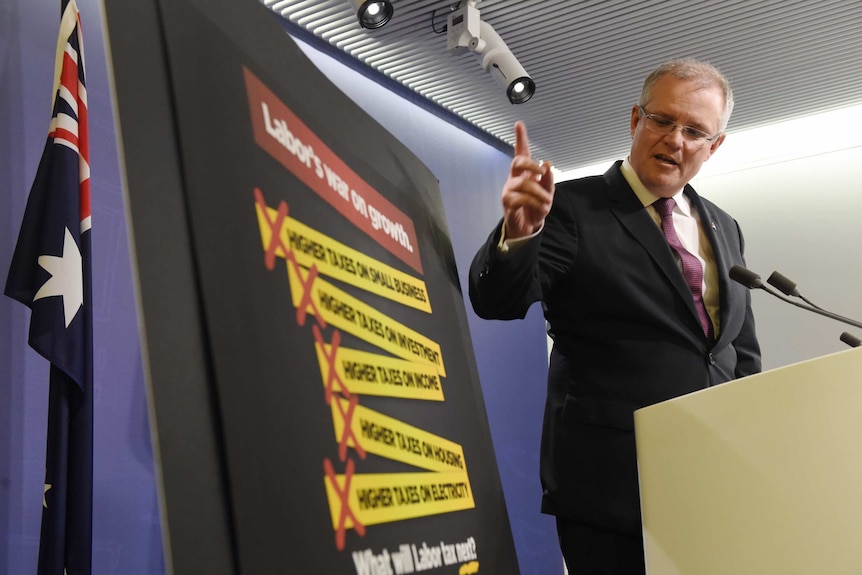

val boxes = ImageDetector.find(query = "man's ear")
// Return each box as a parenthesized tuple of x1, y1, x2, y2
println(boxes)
(705, 132, 727, 159)
(629, 105, 640, 138)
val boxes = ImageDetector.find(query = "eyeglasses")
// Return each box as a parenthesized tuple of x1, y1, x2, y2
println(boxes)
(638, 106, 719, 144)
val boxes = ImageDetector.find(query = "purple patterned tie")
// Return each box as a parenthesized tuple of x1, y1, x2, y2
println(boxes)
(654, 198, 713, 338)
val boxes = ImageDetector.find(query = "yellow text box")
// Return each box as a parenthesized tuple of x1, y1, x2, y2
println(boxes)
(324, 470, 474, 529)
(256, 204, 431, 312)
(331, 397, 466, 472)
(288, 264, 446, 377)
(315, 343, 444, 402)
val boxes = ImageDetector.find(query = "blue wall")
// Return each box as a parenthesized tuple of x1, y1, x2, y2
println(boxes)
(0, 2, 557, 573)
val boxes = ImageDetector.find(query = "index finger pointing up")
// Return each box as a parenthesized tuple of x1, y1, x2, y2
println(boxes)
(514, 121, 531, 159)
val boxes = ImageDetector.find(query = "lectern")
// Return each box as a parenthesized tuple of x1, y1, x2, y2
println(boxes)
(635, 348, 862, 574)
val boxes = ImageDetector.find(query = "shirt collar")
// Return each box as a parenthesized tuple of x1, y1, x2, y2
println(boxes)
(620, 158, 691, 215)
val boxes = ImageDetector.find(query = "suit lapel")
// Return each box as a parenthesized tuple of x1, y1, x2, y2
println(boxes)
(603, 166, 703, 329)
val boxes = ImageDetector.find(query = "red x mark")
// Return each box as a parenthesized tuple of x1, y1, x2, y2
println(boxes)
(333, 395, 366, 462)
(312, 324, 350, 405)
(254, 188, 326, 327)
(324, 457, 365, 550)
(291, 260, 324, 328)
(253, 187, 289, 271)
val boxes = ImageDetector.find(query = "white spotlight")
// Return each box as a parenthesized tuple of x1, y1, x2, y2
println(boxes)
(447, 1, 535, 104)
(349, 0, 393, 29)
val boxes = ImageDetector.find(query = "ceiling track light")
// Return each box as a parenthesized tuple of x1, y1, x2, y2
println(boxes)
(446, 1, 535, 104)
(349, 0, 394, 30)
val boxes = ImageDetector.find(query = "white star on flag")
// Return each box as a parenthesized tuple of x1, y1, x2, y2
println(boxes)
(33, 227, 83, 328)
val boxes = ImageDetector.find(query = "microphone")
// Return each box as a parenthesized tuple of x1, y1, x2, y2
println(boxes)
(728, 265, 764, 289)
(766, 269, 859, 349)
(729, 265, 862, 330)
(840, 332, 862, 348)
(766, 270, 823, 310)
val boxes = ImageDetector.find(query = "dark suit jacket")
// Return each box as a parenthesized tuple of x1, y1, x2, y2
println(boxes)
(469, 161, 761, 534)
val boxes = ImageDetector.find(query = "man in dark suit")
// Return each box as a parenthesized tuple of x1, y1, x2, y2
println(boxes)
(469, 59, 761, 573)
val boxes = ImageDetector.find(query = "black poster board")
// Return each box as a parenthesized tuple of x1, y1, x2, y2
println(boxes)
(104, 0, 520, 573)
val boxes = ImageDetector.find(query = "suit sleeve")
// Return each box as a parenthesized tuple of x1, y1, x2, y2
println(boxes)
(468, 220, 544, 320)
(469, 190, 580, 321)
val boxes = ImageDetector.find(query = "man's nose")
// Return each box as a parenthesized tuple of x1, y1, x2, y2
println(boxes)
(664, 125, 685, 146)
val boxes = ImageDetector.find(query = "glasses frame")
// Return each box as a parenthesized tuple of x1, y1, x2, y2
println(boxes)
(638, 106, 720, 144)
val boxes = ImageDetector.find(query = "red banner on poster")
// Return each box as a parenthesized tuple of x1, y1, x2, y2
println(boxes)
(244, 67, 422, 274)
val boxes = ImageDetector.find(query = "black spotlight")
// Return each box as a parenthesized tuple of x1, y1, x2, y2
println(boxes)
(350, 0, 394, 30)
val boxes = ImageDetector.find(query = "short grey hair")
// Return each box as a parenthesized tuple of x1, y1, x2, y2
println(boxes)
(639, 58, 734, 133)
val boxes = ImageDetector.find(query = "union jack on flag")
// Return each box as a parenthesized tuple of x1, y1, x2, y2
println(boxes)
(4, 0, 94, 573)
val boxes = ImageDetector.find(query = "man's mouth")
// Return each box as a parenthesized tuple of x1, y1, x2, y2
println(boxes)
(654, 154, 678, 166)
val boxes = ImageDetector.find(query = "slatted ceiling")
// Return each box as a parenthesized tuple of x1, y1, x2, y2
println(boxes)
(263, 0, 862, 172)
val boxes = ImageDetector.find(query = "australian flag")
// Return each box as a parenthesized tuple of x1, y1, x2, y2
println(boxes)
(4, 0, 93, 573)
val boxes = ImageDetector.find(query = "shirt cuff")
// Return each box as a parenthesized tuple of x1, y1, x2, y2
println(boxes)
(497, 221, 543, 254)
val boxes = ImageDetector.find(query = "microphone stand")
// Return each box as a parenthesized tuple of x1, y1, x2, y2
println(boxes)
(758, 284, 862, 330)
(730, 265, 862, 330)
